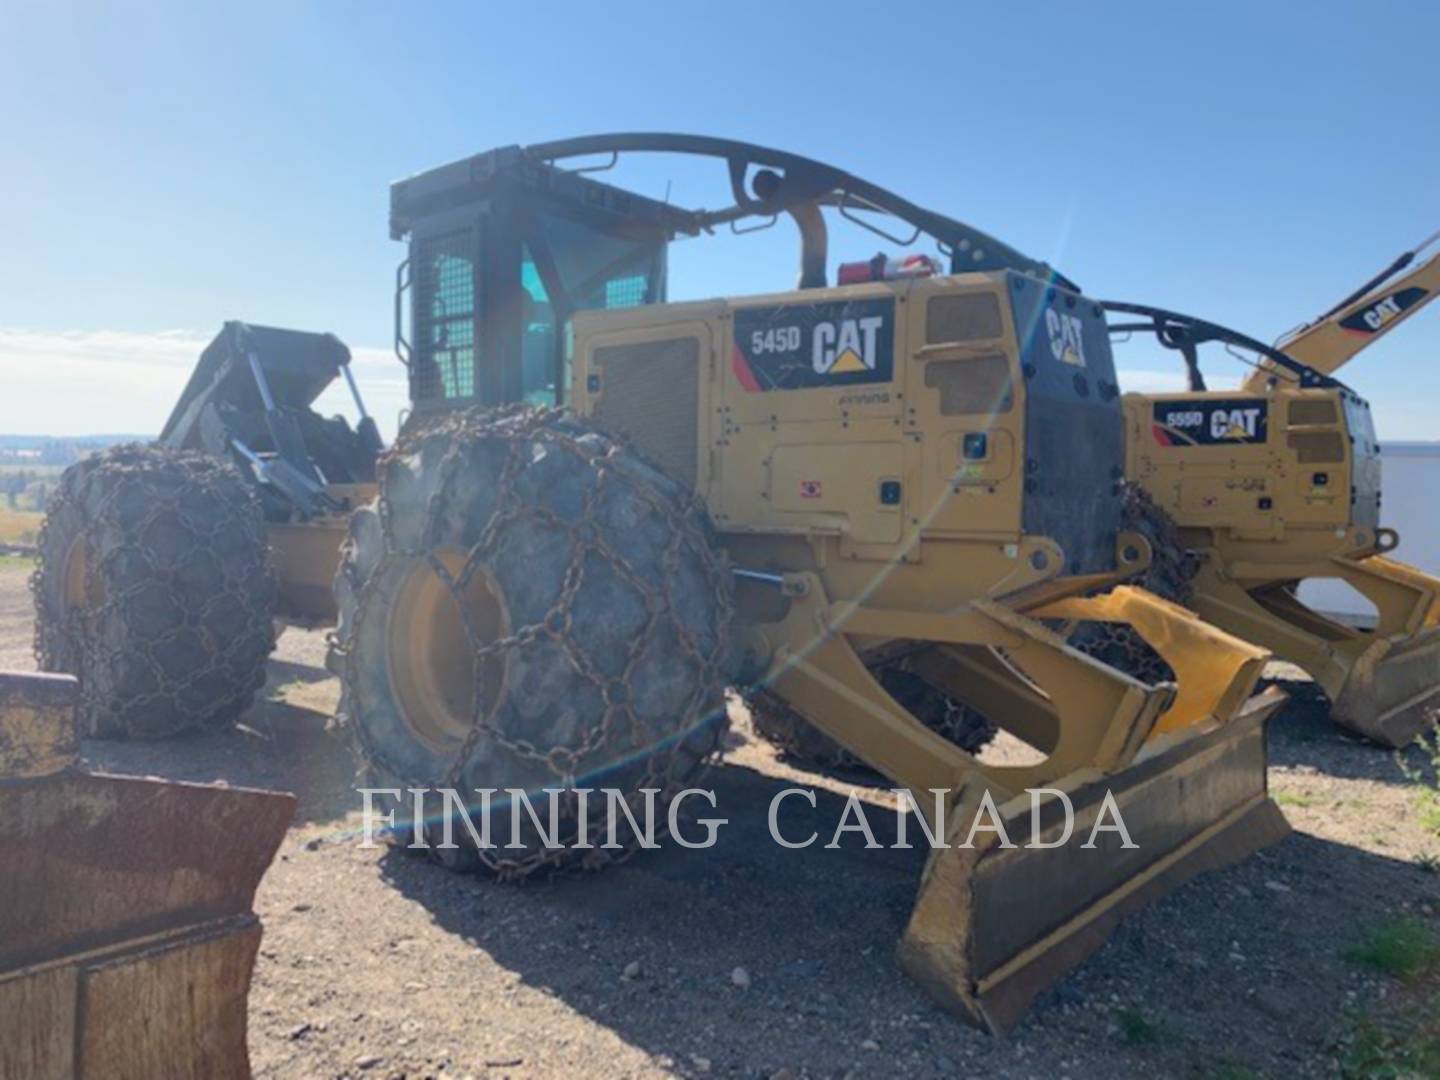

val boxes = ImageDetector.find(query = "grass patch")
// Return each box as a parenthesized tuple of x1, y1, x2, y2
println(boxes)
(1205, 1066, 1263, 1080)
(1274, 791, 1318, 808)
(1398, 723, 1440, 839)
(1341, 1003, 1440, 1079)
(0, 508, 44, 546)
(1343, 918, 1440, 982)
(0, 552, 36, 572)
(1115, 1006, 1164, 1045)
(1421, 804, 1440, 836)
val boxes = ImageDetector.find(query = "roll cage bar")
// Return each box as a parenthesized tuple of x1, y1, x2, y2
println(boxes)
(392, 134, 1339, 407)
(1099, 300, 1343, 393)
(523, 134, 1073, 288)
(391, 132, 1072, 290)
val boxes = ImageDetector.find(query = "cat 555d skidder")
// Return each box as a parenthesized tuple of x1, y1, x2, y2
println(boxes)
(1115, 231, 1440, 747)
(34, 135, 1289, 1033)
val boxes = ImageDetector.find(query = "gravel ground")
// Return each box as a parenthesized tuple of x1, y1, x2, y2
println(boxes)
(2, 558, 1437, 1079)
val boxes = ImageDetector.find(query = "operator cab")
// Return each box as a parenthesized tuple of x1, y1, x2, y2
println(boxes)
(388, 135, 1064, 414)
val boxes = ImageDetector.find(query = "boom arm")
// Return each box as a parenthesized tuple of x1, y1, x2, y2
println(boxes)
(1242, 231, 1440, 392)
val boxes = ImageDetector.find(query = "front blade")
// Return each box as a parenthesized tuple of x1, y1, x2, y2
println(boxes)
(897, 687, 1288, 1034)
(1333, 625, 1440, 748)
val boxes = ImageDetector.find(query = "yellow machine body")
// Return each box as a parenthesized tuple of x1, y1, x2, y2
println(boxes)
(567, 267, 1288, 1030)
(114, 136, 1299, 1034)
(1126, 237, 1440, 747)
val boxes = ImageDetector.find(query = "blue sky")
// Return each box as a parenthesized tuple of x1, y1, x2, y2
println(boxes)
(1, 1, 1435, 438)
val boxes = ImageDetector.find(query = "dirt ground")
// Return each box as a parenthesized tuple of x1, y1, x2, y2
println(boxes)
(2, 557, 1437, 1079)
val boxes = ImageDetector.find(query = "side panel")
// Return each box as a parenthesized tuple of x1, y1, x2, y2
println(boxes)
(713, 284, 908, 547)
(903, 279, 1024, 540)
(1128, 388, 1357, 540)
(1008, 276, 1123, 575)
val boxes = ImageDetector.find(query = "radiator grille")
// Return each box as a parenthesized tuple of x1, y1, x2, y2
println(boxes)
(591, 337, 702, 487)
(1288, 431, 1345, 463)
(924, 354, 1014, 415)
(1288, 399, 1338, 426)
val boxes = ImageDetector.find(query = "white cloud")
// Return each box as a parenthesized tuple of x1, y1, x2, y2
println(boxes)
(0, 327, 408, 440)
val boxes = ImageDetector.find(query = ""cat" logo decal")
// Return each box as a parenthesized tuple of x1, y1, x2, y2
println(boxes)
(733, 298, 895, 391)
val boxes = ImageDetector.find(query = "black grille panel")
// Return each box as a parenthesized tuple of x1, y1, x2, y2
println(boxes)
(1008, 275, 1123, 576)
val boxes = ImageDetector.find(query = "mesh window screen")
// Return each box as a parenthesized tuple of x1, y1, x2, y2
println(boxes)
(413, 230, 477, 401)
(602, 275, 648, 309)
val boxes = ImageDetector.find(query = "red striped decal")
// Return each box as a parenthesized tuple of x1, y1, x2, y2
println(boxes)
(732, 343, 762, 392)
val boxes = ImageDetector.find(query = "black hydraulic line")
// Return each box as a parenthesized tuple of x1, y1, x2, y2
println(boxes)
(1317, 250, 1417, 322)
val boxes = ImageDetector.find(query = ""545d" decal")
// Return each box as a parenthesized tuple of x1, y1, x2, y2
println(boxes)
(732, 298, 895, 391)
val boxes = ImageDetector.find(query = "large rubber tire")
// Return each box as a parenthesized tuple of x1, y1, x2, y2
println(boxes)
(332, 407, 732, 878)
(747, 662, 996, 773)
(31, 444, 275, 738)
(1068, 482, 1200, 683)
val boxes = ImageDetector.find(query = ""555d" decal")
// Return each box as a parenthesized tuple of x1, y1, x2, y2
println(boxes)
(1152, 399, 1269, 446)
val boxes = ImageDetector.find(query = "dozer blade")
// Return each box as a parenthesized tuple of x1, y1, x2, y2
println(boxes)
(1330, 554, 1440, 747)
(754, 575, 1289, 1031)
(1229, 554, 1440, 748)
(0, 671, 294, 1079)
(1332, 625, 1440, 748)
(898, 686, 1288, 1035)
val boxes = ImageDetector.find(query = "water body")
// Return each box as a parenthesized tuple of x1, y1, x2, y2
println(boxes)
(1299, 444, 1440, 616)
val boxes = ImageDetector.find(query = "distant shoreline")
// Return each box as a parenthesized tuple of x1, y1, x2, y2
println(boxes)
(1381, 442, 1440, 458)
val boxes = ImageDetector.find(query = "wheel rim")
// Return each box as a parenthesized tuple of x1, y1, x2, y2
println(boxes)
(60, 535, 102, 613)
(385, 551, 510, 755)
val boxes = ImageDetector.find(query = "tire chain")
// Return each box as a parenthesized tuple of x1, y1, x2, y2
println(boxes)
(31, 444, 274, 737)
(1069, 481, 1202, 684)
(332, 406, 733, 879)
(747, 660, 997, 773)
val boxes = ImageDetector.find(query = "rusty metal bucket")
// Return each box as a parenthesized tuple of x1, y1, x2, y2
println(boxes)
(0, 671, 294, 1079)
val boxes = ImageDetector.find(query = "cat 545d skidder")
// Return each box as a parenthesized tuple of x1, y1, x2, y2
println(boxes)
(34, 135, 1289, 1033)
